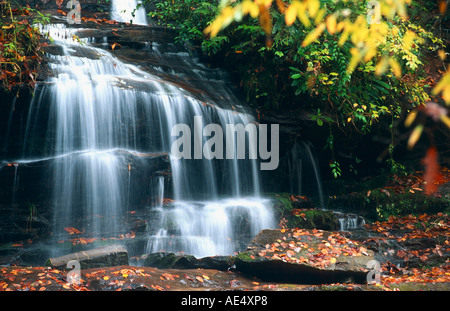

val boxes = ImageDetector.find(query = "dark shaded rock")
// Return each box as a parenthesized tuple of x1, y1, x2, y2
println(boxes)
(144, 252, 198, 269)
(0, 203, 51, 245)
(327, 189, 450, 222)
(438, 182, 450, 199)
(269, 194, 340, 230)
(46, 244, 128, 269)
(143, 252, 235, 271)
(0, 151, 170, 244)
(235, 229, 374, 284)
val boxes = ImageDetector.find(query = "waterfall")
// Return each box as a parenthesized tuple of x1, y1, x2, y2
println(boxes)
(110, 0, 148, 25)
(287, 141, 325, 209)
(17, 22, 275, 259)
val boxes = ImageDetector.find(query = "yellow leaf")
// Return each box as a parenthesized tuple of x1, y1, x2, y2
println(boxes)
(338, 29, 350, 46)
(204, 22, 221, 38)
(242, 0, 259, 18)
(440, 114, 450, 129)
(402, 30, 417, 51)
(375, 57, 389, 76)
(330, 257, 336, 264)
(443, 84, 450, 103)
(389, 58, 402, 78)
(336, 21, 345, 32)
(103, 276, 109, 280)
(285, 4, 298, 26)
(314, 8, 326, 25)
(326, 14, 337, 34)
(438, 50, 447, 60)
(204, 6, 235, 37)
(404, 110, 417, 128)
(432, 68, 450, 96)
(407, 124, 424, 150)
(255, 0, 273, 7)
(347, 47, 363, 74)
(296, 2, 311, 27)
(301, 23, 325, 47)
(307, 0, 320, 18)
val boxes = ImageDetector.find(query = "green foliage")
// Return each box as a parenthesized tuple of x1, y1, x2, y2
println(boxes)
(0, 0, 47, 91)
(143, 0, 446, 177)
(329, 161, 341, 179)
(146, 0, 223, 53)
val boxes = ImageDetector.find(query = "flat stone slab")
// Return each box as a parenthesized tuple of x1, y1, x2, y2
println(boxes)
(235, 229, 375, 284)
(144, 252, 235, 271)
(46, 244, 128, 269)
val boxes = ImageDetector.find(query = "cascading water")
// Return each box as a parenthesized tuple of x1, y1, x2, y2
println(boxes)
(9, 2, 275, 260)
(287, 141, 325, 209)
(286, 141, 366, 231)
(110, 0, 147, 25)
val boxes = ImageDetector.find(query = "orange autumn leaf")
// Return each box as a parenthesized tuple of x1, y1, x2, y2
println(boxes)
(195, 276, 204, 282)
(421, 147, 444, 195)
(439, 0, 447, 14)
(258, 4, 272, 35)
(111, 43, 121, 50)
(64, 227, 82, 235)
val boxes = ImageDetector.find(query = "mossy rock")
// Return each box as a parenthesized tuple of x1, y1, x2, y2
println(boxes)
(144, 252, 198, 269)
(288, 209, 340, 231)
(235, 229, 374, 284)
(268, 193, 340, 230)
(144, 252, 235, 271)
(327, 189, 450, 222)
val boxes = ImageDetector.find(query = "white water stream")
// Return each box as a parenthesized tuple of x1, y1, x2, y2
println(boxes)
(17, 2, 276, 258)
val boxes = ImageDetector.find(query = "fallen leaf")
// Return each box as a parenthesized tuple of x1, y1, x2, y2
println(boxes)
(64, 227, 82, 235)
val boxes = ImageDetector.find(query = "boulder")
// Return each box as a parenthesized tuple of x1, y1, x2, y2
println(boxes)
(269, 194, 341, 230)
(46, 244, 129, 269)
(144, 252, 235, 271)
(235, 229, 374, 284)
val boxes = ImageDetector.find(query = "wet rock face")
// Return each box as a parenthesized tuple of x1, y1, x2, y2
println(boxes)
(46, 244, 129, 269)
(143, 252, 235, 271)
(0, 151, 170, 247)
(234, 229, 374, 284)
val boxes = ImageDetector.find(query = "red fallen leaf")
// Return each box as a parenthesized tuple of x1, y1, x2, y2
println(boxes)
(195, 276, 204, 282)
(64, 227, 82, 235)
(111, 43, 121, 50)
(421, 147, 444, 195)
(55, 0, 63, 7)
